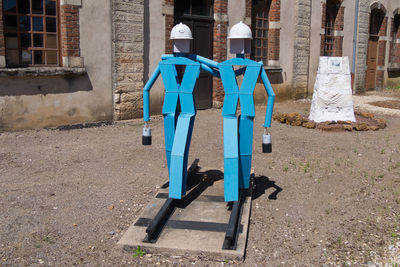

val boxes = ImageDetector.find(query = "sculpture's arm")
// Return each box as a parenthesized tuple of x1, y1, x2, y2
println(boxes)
(142, 65, 161, 146)
(161, 54, 173, 60)
(195, 55, 218, 69)
(260, 68, 275, 128)
(143, 65, 161, 122)
(196, 55, 220, 78)
(161, 54, 220, 77)
(200, 63, 220, 78)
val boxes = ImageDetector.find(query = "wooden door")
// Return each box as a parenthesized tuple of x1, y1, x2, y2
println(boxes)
(177, 18, 214, 109)
(365, 36, 379, 90)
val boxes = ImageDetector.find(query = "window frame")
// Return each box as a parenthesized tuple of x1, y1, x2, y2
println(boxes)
(251, 0, 271, 65)
(323, 0, 340, 56)
(2, 0, 61, 68)
(174, 0, 214, 20)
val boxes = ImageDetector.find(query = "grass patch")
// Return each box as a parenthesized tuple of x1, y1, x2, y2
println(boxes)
(304, 161, 311, 173)
(133, 246, 145, 257)
(283, 165, 289, 172)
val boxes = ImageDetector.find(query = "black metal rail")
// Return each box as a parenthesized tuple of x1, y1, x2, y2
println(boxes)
(222, 190, 244, 250)
(143, 159, 200, 243)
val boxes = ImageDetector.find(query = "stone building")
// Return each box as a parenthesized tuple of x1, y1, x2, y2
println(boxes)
(1, 0, 400, 130)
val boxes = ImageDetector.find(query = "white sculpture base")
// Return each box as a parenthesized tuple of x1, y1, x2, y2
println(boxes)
(309, 57, 356, 123)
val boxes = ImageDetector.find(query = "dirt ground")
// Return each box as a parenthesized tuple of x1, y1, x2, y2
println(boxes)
(0, 91, 399, 266)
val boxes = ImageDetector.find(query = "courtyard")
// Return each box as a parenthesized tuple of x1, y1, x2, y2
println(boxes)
(0, 91, 399, 266)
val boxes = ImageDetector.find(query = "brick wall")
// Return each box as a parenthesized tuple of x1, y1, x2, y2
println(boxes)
(60, 5, 80, 57)
(378, 40, 386, 66)
(165, 14, 174, 54)
(268, 0, 280, 64)
(212, 0, 228, 105)
(379, 16, 387, 36)
(59, 1, 83, 68)
(334, 7, 344, 31)
(376, 16, 387, 88)
(112, 0, 144, 120)
(269, 0, 280, 21)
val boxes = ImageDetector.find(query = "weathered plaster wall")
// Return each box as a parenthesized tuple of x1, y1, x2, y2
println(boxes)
(307, 0, 322, 98)
(343, 0, 357, 73)
(278, 0, 296, 99)
(0, 0, 113, 131)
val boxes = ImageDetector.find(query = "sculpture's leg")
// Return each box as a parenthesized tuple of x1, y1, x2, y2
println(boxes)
(223, 115, 239, 202)
(163, 109, 178, 175)
(238, 114, 254, 189)
(169, 114, 195, 199)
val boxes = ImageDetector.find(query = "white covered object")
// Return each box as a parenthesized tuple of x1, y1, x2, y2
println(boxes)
(228, 21, 253, 39)
(309, 57, 356, 123)
(171, 23, 192, 53)
(170, 23, 193, 40)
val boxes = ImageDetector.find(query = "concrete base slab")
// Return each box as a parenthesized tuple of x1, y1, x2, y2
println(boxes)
(118, 167, 252, 260)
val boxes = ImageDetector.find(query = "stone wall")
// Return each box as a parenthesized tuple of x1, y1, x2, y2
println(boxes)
(353, 1, 370, 92)
(112, 0, 144, 120)
(292, 0, 312, 98)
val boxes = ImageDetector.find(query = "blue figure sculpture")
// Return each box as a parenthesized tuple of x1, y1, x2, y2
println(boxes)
(142, 23, 220, 199)
(219, 22, 275, 202)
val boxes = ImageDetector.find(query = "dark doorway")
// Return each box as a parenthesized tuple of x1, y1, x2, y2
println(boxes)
(365, 8, 385, 90)
(174, 0, 214, 109)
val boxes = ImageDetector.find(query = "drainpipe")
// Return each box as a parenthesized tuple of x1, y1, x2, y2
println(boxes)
(351, 0, 360, 93)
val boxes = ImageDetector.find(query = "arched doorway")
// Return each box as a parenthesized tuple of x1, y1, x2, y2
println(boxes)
(174, 0, 214, 109)
(365, 6, 386, 90)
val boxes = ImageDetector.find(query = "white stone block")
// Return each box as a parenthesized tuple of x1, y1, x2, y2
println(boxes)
(309, 57, 356, 123)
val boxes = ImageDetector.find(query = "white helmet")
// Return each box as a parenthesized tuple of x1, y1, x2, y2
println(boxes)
(170, 23, 193, 40)
(228, 21, 252, 39)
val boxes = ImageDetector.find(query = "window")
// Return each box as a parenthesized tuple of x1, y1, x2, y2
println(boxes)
(369, 8, 385, 36)
(323, 0, 340, 56)
(174, 0, 213, 18)
(251, 0, 271, 65)
(3, 0, 60, 67)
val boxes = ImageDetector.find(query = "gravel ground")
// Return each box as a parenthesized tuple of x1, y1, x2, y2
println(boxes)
(0, 91, 399, 266)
